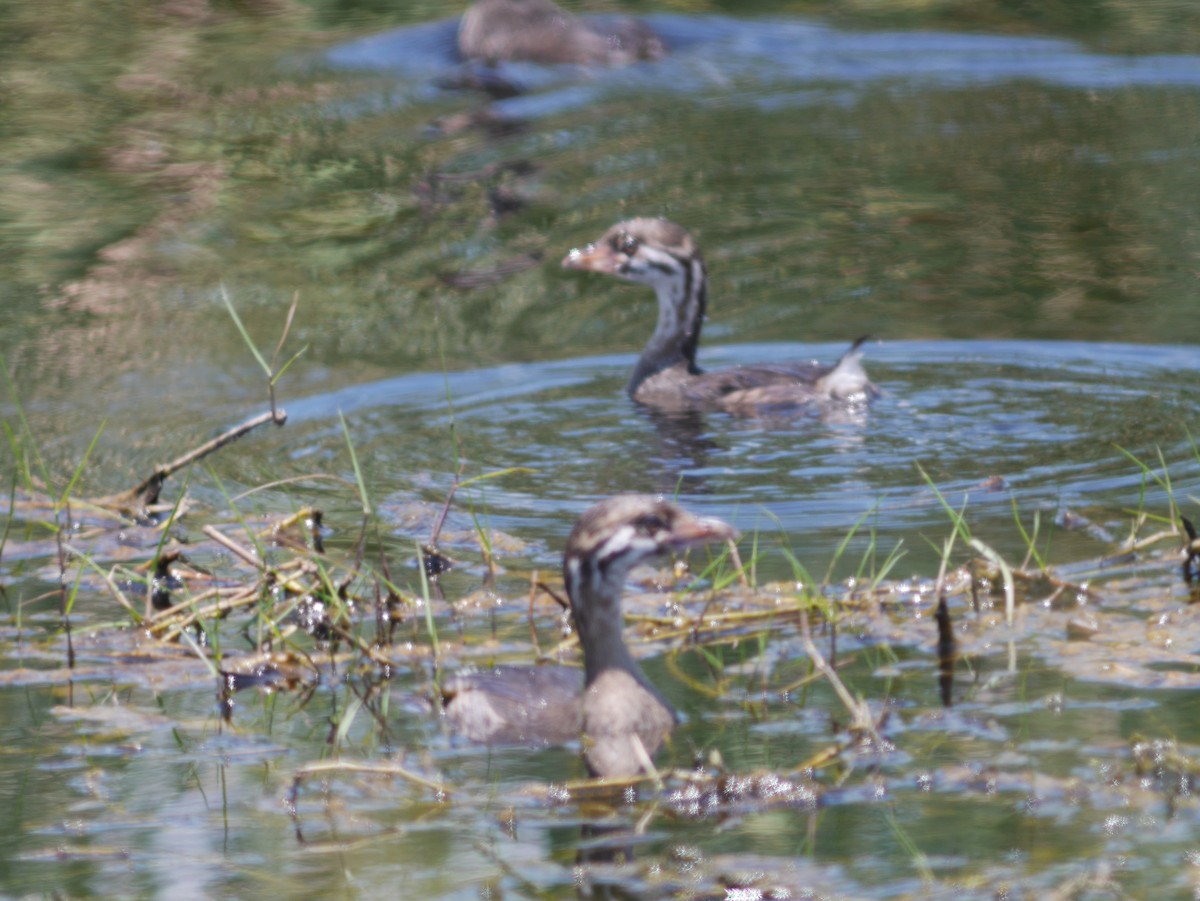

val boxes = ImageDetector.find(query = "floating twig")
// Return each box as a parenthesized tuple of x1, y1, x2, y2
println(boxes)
(291, 760, 449, 798)
(203, 525, 264, 570)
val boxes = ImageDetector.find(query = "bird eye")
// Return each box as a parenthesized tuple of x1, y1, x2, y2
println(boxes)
(632, 513, 667, 534)
(617, 233, 640, 256)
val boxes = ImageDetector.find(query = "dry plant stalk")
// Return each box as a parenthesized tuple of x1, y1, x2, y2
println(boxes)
(92, 408, 287, 516)
(799, 608, 883, 747)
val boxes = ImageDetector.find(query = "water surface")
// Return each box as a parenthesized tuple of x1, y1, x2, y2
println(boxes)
(1, 2, 1199, 898)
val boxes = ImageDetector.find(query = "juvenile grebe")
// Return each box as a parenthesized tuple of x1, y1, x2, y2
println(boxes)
(443, 495, 734, 778)
(563, 217, 876, 413)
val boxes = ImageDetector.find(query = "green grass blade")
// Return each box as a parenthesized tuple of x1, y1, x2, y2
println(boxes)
(1010, 496, 1046, 571)
(220, 284, 271, 377)
(969, 537, 1015, 628)
(824, 507, 870, 585)
(334, 693, 364, 749)
(416, 543, 440, 660)
(916, 462, 972, 544)
(338, 412, 371, 516)
(270, 346, 309, 387)
(0, 354, 50, 488)
(55, 418, 107, 511)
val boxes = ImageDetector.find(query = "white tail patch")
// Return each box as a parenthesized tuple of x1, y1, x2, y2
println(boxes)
(818, 345, 873, 401)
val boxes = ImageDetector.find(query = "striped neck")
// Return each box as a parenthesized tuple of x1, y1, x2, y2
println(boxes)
(557, 496, 735, 738)
(563, 543, 645, 688)
(630, 253, 708, 392)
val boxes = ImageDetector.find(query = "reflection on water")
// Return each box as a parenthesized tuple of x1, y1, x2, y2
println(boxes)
(4, 4, 1200, 441)
(330, 13, 1200, 107)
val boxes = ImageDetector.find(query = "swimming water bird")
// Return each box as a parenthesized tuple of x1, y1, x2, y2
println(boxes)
(458, 0, 665, 67)
(562, 218, 876, 413)
(442, 494, 735, 778)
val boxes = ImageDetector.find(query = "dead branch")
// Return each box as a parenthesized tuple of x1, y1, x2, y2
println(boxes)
(93, 408, 287, 516)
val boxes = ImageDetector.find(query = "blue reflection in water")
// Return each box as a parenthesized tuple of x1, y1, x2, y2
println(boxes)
(327, 13, 1200, 123)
